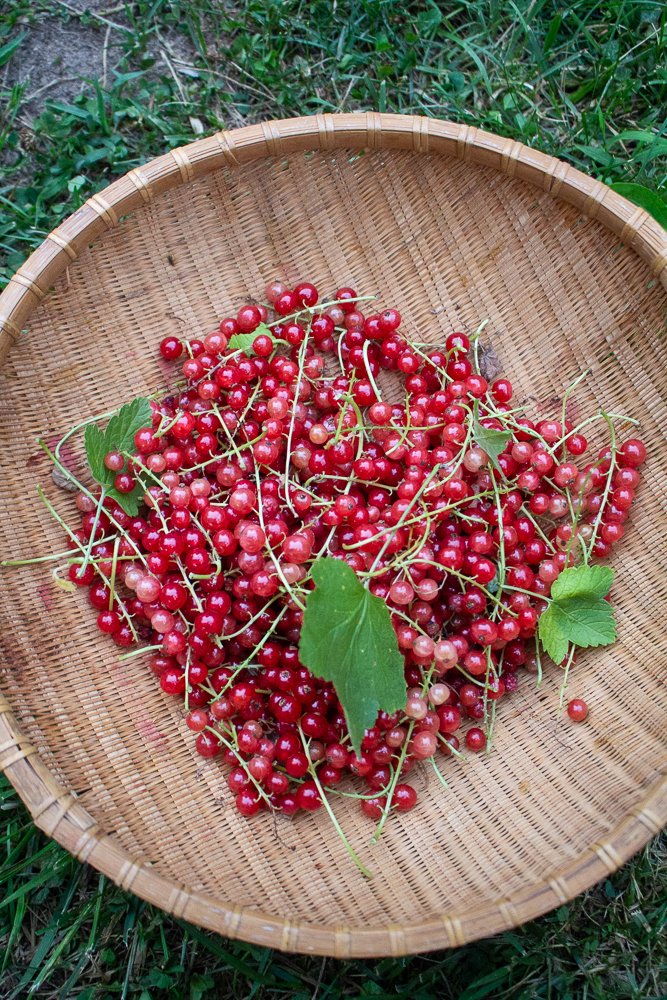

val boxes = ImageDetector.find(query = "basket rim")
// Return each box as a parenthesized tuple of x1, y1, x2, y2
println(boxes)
(0, 113, 665, 958)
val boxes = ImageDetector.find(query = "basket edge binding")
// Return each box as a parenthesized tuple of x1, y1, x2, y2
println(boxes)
(0, 113, 665, 957)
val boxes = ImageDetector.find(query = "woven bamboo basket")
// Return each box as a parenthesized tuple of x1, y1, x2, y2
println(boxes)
(0, 114, 665, 959)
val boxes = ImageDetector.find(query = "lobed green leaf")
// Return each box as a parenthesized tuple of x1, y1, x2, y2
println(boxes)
(472, 401, 512, 468)
(299, 558, 407, 755)
(84, 397, 152, 515)
(550, 564, 614, 602)
(538, 565, 616, 663)
(227, 322, 274, 355)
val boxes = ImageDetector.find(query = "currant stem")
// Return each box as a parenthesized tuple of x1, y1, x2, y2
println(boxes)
(372, 719, 415, 843)
(298, 728, 374, 879)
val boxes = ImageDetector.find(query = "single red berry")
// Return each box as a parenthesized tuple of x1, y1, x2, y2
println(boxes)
(334, 287, 358, 312)
(276, 793, 299, 816)
(284, 753, 309, 778)
(445, 331, 470, 353)
(361, 796, 386, 819)
(465, 728, 486, 752)
(618, 438, 646, 468)
(378, 308, 401, 334)
(236, 788, 261, 816)
(567, 698, 589, 722)
(393, 784, 418, 812)
(104, 451, 125, 472)
(186, 709, 209, 732)
(160, 668, 185, 695)
(293, 282, 319, 308)
(296, 780, 322, 811)
(159, 336, 183, 360)
(69, 563, 95, 586)
(491, 378, 513, 403)
(236, 304, 261, 333)
(195, 731, 221, 758)
(274, 290, 296, 315)
(252, 333, 273, 357)
(97, 610, 120, 634)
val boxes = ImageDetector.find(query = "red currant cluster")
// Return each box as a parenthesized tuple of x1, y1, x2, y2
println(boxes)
(65, 280, 645, 823)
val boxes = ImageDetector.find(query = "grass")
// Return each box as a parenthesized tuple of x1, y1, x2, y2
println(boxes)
(0, 1, 666, 996)
(1, 775, 665, 1000)
(1, 0, 665, 284)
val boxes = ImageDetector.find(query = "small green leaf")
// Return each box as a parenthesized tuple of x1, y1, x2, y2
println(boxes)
(472, 401, 512, 468)
(83, 423, 107, 486)
(604, 878, 617, 898)
(550, 563, 613, 602)
(0, 33, 27, 68)
(104, 397, 154, 455)
(543, 13, 563, 54)
(190, 973, 216, 1000)
(227, 321, 274, 355)
(84, 397, 152, 515)
(538, 564, 616, 663)
(299, 557, 407, 755)
(610, 182, 667, 230)
(538, 607, 570, 664)
(574, 144, 615, 168)
(143, 969, 174, 988)
(416, 6, 442, 34)
(67, 174, 87, 194)
(543, 596, 616, 648)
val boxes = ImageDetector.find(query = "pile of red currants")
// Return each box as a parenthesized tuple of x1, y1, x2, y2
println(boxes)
(65, 280, 645, 826)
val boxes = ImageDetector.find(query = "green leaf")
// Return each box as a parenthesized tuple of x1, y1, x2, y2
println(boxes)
(67, 175, 87, 194)
(538, 565, 616, 663)
(299, 558, 407, 755)
(550, 563, 613, 601)
(0, 33, 27, 68)
(574, 143, 615, 168)
(227, 321, 274, 355)
(458, 967, 511, 1000)
(84, 397, 152, 515)
(543, 13, 563, 54)
(104, 397, 154, 456)
(472, 401, 512, 468)
(610, 182, 667, 230)
(608, 130, 667, 148)
(83, 423, 108, 486)
(143, 969, 173, 988)
(537, 607, 570, 664)
(45, 101, 91, 121)
(190, 972, 215, 1000)
(542, 596, 616, 649)
(416, 6, 442, 34)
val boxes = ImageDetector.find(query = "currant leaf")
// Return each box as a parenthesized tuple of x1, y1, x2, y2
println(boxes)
(472, 401, 512, 468)
(537, 611, 570, 665)
(84, 397, 152, 515)
(227, 322, 274, 355)
(299, 557, 407, 756)
(538, 564, 616, 663)
(550, 563, 613, 602)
